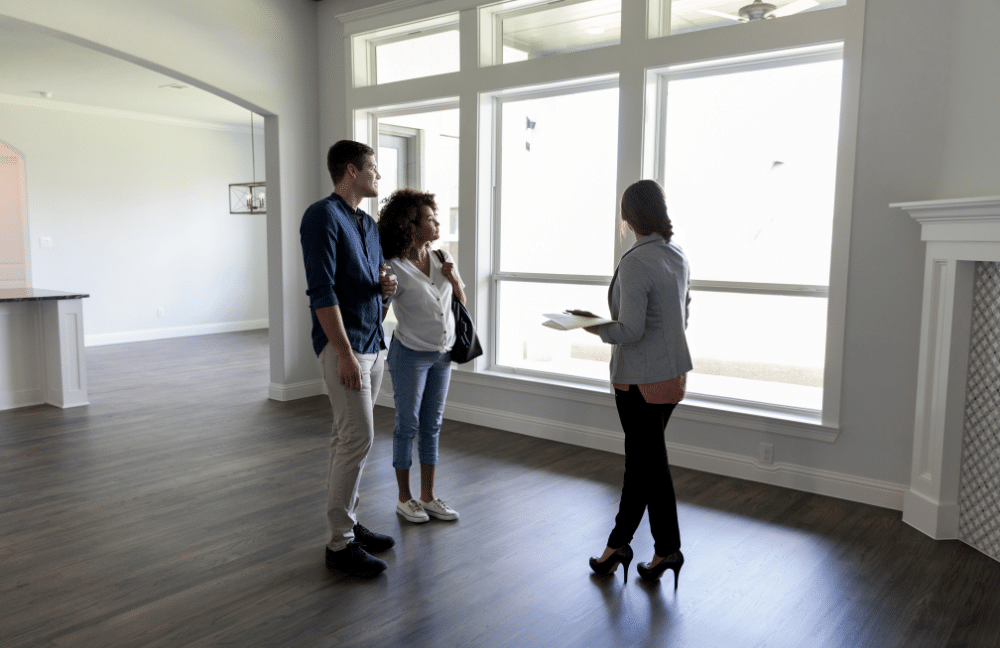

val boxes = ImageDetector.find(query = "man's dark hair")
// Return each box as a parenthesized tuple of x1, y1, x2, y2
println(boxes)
(377, 188, 438, 260)
(327, 140, 375, 184)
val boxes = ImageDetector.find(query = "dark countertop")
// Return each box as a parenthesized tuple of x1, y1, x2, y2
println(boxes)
(0, 288, 90, 303)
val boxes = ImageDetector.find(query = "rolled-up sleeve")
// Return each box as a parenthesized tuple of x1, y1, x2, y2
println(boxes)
(300, 205, 340, 310)
(599, 255, 650, 345)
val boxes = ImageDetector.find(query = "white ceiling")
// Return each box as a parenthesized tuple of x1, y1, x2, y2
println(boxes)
(0, 16, 255, 128)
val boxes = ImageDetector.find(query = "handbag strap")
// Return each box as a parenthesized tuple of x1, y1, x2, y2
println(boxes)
(433, 249, 458, 304)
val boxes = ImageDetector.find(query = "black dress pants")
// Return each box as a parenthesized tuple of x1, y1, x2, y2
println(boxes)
(606, 384, 681, 557)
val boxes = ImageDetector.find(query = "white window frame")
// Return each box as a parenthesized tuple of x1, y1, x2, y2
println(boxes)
(351, 13, 460, 87)
(487, 77, 620, 383)
(479, 0, 622, 67)
(337, 0, 866, 436)
(353, 98, 460, 217)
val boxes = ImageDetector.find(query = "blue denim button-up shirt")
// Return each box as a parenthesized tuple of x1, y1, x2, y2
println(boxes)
(300, 192, 385, 356)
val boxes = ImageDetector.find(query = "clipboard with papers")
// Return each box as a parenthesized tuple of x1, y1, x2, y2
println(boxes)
(542, 310, 615, 331)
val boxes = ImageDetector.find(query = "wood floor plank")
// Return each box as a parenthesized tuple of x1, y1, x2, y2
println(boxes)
(2, 330, 999, 647)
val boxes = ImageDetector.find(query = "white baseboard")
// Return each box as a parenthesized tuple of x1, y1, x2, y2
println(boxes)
(441, 401, 908, 511)
(269, 379, 327, 402)
(0, 388, 44, 411)
(902, 489, 960, 540)
(85, 320, 268, 347)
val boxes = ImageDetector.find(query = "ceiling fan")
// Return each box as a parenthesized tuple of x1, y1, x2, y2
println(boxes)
(700, 0, 819, 22)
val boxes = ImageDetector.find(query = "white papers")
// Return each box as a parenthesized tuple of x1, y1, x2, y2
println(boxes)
(542, 312, 614, 330)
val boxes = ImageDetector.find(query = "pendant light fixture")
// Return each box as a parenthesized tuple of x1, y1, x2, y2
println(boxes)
(229, 113, 266, 214)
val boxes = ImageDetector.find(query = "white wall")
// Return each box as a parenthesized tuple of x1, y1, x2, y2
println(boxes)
(315, 0, 1000, 510)
(3, 102, 268, 344)
(0, 0, 321, 393)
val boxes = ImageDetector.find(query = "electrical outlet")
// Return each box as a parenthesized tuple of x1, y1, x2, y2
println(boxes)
(40, 237, 52, 248)
(157, 307, 165, 318)
(759, 442, 774, 465)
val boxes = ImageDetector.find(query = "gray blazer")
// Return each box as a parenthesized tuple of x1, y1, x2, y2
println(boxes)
(597, 233, 693, 385)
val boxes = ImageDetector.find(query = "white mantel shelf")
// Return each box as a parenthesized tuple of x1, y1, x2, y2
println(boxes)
(893, 196, 1000, 243)
(892, 196, 1000, 541)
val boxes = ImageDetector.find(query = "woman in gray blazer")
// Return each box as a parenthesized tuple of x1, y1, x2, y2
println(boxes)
(585, 179, 692, 588)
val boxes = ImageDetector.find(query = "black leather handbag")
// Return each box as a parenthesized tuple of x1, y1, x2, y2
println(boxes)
(435, 250, 483, 364)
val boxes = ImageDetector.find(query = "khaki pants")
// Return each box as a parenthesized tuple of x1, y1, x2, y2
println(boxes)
(319, 345, 385, 551)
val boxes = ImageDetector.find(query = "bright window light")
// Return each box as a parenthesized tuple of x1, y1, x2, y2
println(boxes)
(662, 55, 843, 408)
(498, 86, 619, 276)
(376, 29, 460, 84)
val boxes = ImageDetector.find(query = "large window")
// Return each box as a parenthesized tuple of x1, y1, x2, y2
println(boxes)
(491, 82, 619, 380)
(369, 106, 461, 337)
(658, 48, 843, 411)
(341, 0, 863, 427)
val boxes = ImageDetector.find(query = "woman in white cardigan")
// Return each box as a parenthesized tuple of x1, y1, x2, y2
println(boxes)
(584, 179, 692, 587)
(378, 189, 465, 525)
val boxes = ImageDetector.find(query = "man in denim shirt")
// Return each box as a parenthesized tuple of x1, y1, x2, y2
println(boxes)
(300, 140, 398, 577)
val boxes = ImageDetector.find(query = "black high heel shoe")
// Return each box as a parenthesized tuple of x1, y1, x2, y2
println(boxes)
(589, 545, 634, 584)
(637, 550, 684, 589)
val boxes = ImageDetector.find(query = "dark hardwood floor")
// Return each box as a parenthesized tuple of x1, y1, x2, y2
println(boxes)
(2, 330, 999, 647)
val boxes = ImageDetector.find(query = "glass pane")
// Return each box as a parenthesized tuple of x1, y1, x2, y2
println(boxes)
(686, 291, 826, 410)
(376, 109, 461, 336)
(663, 0, 846, 36)
(376, 29, 460, 84)
(496, 281, 612, 380)
(377, 145, 400, 197)
(497, 0, 621, 63)
(663, 58, 843, 286)
(499, 86, 619, 275)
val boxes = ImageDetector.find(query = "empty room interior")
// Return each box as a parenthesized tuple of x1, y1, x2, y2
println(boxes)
(2, 0, 1000, 646)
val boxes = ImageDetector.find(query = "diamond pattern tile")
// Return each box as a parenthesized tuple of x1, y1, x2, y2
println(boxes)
(959, 262, 1000, 562)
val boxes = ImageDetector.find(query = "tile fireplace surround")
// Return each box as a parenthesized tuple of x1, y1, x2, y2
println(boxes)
(893, 196, 1000, 561)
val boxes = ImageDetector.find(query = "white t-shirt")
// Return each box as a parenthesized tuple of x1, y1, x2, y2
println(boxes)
(389, 250, 465, 353)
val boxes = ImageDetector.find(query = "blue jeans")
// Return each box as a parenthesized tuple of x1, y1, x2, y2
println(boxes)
(387, 339, 453, 470)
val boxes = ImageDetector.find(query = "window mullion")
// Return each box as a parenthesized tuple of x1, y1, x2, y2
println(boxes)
(691, 280, 829, 297)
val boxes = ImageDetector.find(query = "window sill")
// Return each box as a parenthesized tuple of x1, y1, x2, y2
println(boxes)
(450, 368, 839, 443)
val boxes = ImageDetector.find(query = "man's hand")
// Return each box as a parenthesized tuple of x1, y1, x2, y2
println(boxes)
(380, 265, 397, 300)
(338, 350, 363, 392)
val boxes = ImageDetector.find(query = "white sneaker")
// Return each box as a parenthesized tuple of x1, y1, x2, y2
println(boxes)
(397, 499, 430, 524)
(420, 498, 459, 521)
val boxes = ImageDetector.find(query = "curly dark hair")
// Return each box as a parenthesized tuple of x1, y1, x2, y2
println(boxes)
(620, 179, 674, 242)
(377, 188, 439, 261)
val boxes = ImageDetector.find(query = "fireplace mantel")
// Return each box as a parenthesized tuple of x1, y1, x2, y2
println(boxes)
(892, 196, 1000, 540)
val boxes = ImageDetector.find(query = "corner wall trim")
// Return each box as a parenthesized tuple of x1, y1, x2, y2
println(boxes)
(269, 380, 326, 402)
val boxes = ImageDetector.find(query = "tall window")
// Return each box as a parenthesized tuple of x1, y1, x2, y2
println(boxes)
(492, 82, 619, 380)
(371, 107, 461, 337)
(659, 48, 843, 412)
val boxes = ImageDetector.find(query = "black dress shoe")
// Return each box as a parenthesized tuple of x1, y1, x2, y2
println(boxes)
(637, 550, 684, 589)
(325, 541, 387, 576)
(353, 523, 395, 553)
(589, 544, 634, 584)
